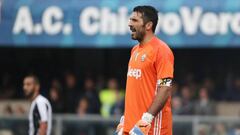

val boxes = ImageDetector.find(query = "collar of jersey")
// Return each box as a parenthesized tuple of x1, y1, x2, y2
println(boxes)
(138, 36, 156, 49)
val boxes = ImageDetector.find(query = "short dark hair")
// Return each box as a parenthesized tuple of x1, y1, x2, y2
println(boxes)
(133, 5, 158, 32)
(25, 74, 40, 85)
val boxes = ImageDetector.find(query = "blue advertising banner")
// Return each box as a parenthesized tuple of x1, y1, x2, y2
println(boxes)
(0, 0, 240, 48)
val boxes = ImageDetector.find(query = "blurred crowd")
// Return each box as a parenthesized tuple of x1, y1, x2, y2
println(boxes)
(1, 71, 240, 117)
(0, 72, 125, 117)
(171, 72, 240, 116)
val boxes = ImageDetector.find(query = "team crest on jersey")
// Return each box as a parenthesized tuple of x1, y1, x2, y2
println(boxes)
(141, 54, 146, 62)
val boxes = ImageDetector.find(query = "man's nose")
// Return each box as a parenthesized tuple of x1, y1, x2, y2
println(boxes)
(128, 20, 132, 27)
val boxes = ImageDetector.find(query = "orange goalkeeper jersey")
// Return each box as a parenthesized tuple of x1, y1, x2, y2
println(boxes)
(123, 36, 174, 135)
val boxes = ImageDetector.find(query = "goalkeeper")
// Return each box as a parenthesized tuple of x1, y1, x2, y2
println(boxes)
(115, 5, 174, 135)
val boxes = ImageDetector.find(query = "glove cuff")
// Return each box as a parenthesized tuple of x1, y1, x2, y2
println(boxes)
(119, 115, 124, 123)
(142, 112, 154, 124)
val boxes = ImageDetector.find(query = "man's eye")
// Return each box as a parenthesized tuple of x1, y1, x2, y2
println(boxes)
(130, 18, 137, 22)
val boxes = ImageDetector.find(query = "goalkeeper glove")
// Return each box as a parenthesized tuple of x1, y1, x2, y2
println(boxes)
(129, 112, 154, 135)
(114, 116, 124, 135)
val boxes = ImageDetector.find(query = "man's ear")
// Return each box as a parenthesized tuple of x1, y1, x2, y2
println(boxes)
(145, 21, 153, 31)
(36, 84, 40, 91)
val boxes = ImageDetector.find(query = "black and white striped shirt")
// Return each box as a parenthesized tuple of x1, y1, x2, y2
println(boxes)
(29, 95, 52, 135)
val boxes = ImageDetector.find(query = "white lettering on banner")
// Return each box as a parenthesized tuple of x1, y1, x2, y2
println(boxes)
(80, 7, 129, 35)
(80, 6, 99, 35)
(13, 6, 71, 35)
(219, 13, 232, 35)
(160, 7, 240, 35)
(80, 6, 240, 36)
(42, 6, 63, 35)
(200, 13, 218, 35)
(231, 13, 240, 34)
(118, 7, 129, 35)
(127, 67, 142, 79)
(101, 8, 117, 34)
(161, 13, 181, 35)
(181, 7, 202, 35)
(13, 6, 34, 34)
(12, 6, 240, 36)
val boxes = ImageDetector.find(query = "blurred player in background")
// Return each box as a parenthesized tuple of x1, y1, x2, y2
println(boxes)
(115, 5, 174, 135)
(23, 74, 52, 135)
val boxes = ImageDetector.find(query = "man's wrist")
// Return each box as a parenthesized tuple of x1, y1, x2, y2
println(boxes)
(141, 112, 154, 124)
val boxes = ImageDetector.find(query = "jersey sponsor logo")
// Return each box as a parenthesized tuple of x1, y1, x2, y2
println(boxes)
(127, 66, 141, 79)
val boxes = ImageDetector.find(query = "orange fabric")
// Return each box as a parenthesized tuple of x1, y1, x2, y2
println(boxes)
(123, 36, 174, 135)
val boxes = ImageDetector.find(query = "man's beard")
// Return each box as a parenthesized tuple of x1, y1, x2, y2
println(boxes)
(130, 26, 146, 42)
(135, 30, 145, 42)
(24, 90, 35, 99)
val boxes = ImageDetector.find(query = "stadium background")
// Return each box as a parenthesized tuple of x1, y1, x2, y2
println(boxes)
(1, 0, 240, 135)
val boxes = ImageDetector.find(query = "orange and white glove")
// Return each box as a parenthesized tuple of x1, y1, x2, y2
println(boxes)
(114, 116, 124, 135)
(129, 113, 154, 135)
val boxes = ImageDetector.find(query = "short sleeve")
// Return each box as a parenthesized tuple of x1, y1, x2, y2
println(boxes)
(155, 47, 174, 80)
(36, 101, 48, 122)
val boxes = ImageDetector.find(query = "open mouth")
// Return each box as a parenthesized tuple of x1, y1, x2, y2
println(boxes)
(130, 27, 136, 32)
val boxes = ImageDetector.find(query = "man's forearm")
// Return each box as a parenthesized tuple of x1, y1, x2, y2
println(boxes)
(147, 86, 172, 116)
(129, 86, 171, 135)
(38, 122, 47, 135)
